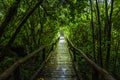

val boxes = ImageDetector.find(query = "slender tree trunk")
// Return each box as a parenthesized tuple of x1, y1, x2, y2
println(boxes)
(113, 40, 119, 74)
(38, 7, 47, 46)
(90, 0, 96, 62)
(105, 0, 114, 70)
(89, 0, 99, 80)
(95, 0, 103, 67)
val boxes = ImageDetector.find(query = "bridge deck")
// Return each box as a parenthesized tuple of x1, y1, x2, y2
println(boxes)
(36, 37, 77, 80)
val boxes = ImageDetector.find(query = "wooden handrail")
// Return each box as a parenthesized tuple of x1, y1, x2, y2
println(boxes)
(66, 38, 116, 80)
(30, 44, 56, 80)
(0, 38, 59, 80)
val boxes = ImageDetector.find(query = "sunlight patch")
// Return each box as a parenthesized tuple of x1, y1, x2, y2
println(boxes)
(37, 78, 44, 80)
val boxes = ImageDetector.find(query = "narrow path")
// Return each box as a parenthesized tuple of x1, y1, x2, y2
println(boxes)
(37, 36, 77, 80)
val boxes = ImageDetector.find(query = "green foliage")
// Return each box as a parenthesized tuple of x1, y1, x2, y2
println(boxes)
(0, 0, 120, 79)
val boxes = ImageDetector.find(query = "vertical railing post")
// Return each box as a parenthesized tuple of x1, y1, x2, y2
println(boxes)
(73, 50, 76, 61)
(42, 48, 46, 61)
(13, 67, 20, 80)
(70, 47, 76, 62)
(71, 47, 76, 62)
(51, 43, 54, 51)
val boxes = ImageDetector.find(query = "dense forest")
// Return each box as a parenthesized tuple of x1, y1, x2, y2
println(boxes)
(0, 0, 120, 80)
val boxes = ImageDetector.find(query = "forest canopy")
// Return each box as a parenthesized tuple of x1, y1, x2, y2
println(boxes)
(0, 0, 120, 80)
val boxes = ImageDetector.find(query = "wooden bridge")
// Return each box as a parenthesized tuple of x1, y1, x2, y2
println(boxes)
(0, 37, 116, 80)
(35, 36, 77, 80)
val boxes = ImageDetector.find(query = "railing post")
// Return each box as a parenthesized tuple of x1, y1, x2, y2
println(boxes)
(51, 44, 54, 51)
(13, 67, 20, 80)
(42, 48, 46, 61)
(71, 47, 76, 62)
(73, 52, 76, 61)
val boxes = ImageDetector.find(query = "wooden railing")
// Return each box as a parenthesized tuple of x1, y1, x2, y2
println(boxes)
(0, 38, 59, 80)
(66, 38, 116, 80)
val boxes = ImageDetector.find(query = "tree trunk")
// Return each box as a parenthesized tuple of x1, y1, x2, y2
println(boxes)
(5, 0, 44, 47)
(89, 0, 99, 80)
(95, 0, 103, 67)
(105, 0, 114, 70)
(0, 0, 20, 39)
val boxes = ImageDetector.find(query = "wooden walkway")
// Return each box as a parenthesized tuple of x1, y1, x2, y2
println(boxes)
(36, 37, 77, 80)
